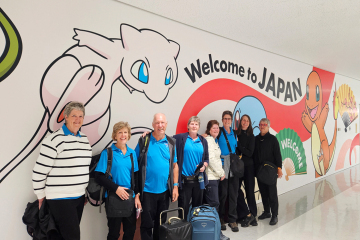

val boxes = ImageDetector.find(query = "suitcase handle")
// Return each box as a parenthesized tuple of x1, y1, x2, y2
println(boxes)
(167, 217, 181, 225)
(160, 207, 185, 225)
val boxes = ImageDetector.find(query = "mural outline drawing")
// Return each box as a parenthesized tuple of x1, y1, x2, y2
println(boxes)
(0, 23, 180, 183)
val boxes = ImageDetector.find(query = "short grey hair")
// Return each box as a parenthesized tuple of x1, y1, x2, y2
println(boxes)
(64, 101, 85, 118)
(260, 118, 270, 127)
(188, 116, 201, 127)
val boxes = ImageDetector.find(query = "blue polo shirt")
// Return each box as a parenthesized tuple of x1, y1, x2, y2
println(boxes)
(135, 134, 177, 194)
(52, 124, 82, 200)
(62, 123, 81, 137)
(95, 144, 138, 197)
(182, 136, 204, 176)
(218, 127, 237, 164)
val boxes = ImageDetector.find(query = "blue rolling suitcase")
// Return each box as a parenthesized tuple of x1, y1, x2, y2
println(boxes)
(187, 205, 221, 240)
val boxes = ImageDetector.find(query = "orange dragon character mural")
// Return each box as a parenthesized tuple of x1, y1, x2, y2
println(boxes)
(302, 71, 339, 177)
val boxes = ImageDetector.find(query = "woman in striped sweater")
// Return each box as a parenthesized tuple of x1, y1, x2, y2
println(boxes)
(32, 101, 92, 240)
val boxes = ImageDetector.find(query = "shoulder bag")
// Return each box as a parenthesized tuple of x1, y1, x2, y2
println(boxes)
(105, 153, 135, 218)
(221, 127, 244, 178)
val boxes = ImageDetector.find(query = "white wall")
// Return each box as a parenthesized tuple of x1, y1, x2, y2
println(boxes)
(0, 0, 359, 239)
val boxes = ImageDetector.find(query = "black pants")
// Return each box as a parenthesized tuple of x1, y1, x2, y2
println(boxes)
(219, 176, 239, 223)
(203, 180, 220, 212)
(106, 207, 136, 240)
(237, 164, 257, 219)
(47, 195, 85, 240)
(257, 180, 278, 216)
(141, 191, 170, 240)
(178, 181, 203, 217)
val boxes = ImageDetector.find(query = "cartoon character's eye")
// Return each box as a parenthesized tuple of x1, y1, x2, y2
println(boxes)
(131, 60, 148, 84)
(234, 110, 240, 130)
(306, 85, 309, 100)
(165, 68, 173, 85)
(316, 85, 320, 102)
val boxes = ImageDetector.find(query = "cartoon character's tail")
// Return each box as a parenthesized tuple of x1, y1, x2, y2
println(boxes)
(0, 111, 49, 183)
(131, 127, 153, 136)
(327, 86, 339, 172)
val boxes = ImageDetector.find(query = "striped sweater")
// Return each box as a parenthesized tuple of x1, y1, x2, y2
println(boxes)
(32, 128, 92, 199)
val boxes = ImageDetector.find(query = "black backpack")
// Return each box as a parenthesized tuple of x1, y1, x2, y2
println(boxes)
(86, 148, 112, 211)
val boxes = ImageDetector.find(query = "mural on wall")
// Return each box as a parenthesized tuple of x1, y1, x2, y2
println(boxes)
(337, 84, 358, 132)
(0, 8, 22, 82)
(301, 71, 339, 177)
(276, 128, 307, 181)
(232, 96, 266, 136)
(0, 23, 180, 183)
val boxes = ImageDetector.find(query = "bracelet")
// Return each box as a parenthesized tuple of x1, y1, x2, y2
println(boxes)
(174, 183, 179, 187)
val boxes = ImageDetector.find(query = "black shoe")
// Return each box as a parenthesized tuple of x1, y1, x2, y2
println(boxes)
(236, 218, 245, 224)
(220, 219, 226, 230)
(258, 212, 271, 220)
(241, 214, 255, 227)
(269, 216, 278, 225)
(220, 231, 230, 240)
(228, 222, 239, 232)
(250, 219, 258, 226)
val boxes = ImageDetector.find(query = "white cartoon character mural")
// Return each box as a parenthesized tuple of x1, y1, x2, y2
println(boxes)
(0, 24, 180, 182)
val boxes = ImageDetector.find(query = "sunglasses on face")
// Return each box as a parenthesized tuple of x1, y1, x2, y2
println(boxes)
(259, 123, 268, 127)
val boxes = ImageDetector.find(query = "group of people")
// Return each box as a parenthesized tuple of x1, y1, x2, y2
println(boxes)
(32, 101, 283, 240)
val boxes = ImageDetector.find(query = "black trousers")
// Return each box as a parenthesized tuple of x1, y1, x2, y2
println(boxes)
(141, 191, 170, 240)
(203, 180, 220, 213)
(178, 181, 203, 217)
(257, 180, 278, 216)
(219, 176, 239, 222)
(106, 206, 136, 240)
(237, 164, 257, 219)
(47, 195, 85, 240)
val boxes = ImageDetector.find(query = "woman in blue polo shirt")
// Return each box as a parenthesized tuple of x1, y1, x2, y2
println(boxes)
(95, 122, 141, 240)
(173, 116, 209, 217)
(217, 110, 239, 232)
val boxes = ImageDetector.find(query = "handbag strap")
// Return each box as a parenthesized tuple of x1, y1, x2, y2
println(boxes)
(105, 147, 113, 178)
(220, 127, 233, 153)
(130, 153, 134, 190)
(99, 147, 113, 213)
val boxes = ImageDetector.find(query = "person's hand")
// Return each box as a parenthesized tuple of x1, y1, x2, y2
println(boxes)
(172, 186, 179, 202)
(277, 168, 283, 179)
(197, 163, 207, 173)
(201, 133, 208, 138)
(116, 186, 129, 200)
(142, 131, 151, 137)
(84, 197, 88, 206)
(135, 194, 142, 209)
(220, 175, 225, 181)
(38, 197, 45, 209)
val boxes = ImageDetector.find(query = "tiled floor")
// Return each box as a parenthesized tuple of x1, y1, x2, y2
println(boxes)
(222, 164, 360, 240)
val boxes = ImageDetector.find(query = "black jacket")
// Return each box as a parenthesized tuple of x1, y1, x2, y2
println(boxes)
(236, 130, 255, 166)
(253, 132, 282, 169)
(172, 132, 209, 189)
(137, 133, 176, 201)
(22, 199, 59, 240)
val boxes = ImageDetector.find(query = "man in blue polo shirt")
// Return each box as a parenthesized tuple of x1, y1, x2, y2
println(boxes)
(136, 113, 179, 240)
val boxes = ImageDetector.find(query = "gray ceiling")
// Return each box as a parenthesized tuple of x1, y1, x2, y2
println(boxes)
(118, 0, 360, 81)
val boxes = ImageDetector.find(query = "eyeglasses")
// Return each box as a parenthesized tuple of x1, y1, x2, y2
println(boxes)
(259, 123, 268, 127)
